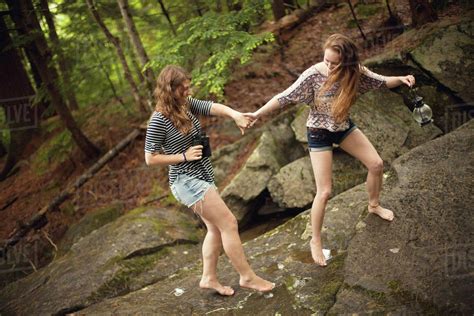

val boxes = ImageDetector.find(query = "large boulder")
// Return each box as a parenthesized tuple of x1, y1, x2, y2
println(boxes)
(271, 90, 442, 209)
(409, 19, 474, 104)
(267, 153, 366, 209)
(59, 184, 369, 315)
(74, 119, 473, 315)
(213, 108, 306, 223)
(330, 119, 474, 314)
(350, 89, 442, 160)
(364, 16, 473, 132)
(57, 202, 125, 256)
(0, 207, 203, 315)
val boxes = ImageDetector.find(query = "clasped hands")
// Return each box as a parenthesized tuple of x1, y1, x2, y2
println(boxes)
(232, 111, 260, 135)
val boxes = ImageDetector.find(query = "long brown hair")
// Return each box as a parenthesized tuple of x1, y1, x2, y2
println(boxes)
(316, 34, 362, 123)
(154, 65, 193, 134)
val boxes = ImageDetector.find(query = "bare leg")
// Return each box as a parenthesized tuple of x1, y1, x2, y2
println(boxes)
(339, 129, 394, 221)
(196, 187, 274, 292)
(309, 150, 334, 266)
(198, 216, 234, 296)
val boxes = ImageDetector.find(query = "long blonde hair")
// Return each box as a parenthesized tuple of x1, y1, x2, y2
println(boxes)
(154, 65, 193, 134)
(316, 34, 362, 123)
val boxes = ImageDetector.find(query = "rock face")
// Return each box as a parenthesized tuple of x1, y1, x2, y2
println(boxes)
(331, 119, 474, 314)
(270, 90, 442, 209)
(267, 153, 366, 209)
(350, 89, 442, 161)
(364, 16, 473, 132)
(410, 20, 474, 104)
(57, 202, 125, 256)
(58, 120, 472, 316)
(213, 107, 305, 222)
(0, 207, 202, 315)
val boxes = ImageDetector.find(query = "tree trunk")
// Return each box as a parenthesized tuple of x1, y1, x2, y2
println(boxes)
(216, 0, 223, 12)
(408, 0, 438, 27)
(191, 0, 203, 16)
(226, 0, 242, 11)
(86, 0, 149, 114)
(19, 41, 52, 118)
(283, 0, 297, 10)
(383, 0, 403, 29)
(89, 36, 127, 109)
(6, 0, 101, 160)
(157, 0, 177, 35)
(271, 0, 286, 21)
(116, 0, 155, 94)
(0, 140, 6, 158)
(347, 0, 366, 41)
(0, 15, 39, 180)
(38, 0, 79, 111)
(114, 18, 145, 85)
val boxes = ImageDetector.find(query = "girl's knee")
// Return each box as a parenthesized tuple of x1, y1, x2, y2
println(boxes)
(367, 158, 384, 173)
(220, 214, 238, 232)
(315, 188, 332, 201)
(206, 225, 221, 235)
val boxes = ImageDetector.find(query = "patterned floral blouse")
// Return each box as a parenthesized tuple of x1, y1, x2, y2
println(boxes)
(275, 63, 388, 131)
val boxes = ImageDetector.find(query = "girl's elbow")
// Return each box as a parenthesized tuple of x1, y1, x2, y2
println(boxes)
(145, 153, 155, 166)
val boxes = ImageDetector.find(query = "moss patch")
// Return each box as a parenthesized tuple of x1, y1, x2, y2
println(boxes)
(130, 217, 164, 235)
(386, 279, 445, 314)
(87, 247, 172, 304)
(58, 203, 125, 257)
(355, 3, 383, 18)
(31, 129, 74, 175)
(125, 206, 150, 217)
(143, 181, 180, 208)
(176, 215, 202, 243)
(303, 253, 346, 314)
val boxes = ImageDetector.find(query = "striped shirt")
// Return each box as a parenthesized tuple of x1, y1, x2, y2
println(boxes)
(144, 97, 214, 186)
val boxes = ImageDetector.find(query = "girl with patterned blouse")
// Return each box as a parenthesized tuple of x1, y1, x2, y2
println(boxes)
(145, 65, 275, 295)
(245, 34, 415, 266)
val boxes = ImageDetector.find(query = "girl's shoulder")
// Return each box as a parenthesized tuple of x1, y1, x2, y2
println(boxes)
(147, 111, 168, 126)
(295, 63, 325, 80)
(149, 110, 164, 120)
(311, 62, 329, 77)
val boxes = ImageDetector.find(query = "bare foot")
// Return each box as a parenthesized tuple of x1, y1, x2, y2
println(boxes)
(239, 275, 275, 292)
(199, 278, 234, 296)
(310, 238, 327, 266)
(368, 204, 394, 221)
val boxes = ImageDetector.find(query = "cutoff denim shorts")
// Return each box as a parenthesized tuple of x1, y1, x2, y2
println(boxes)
(170, 173, 216, 208)
(307, 119, 358, 152)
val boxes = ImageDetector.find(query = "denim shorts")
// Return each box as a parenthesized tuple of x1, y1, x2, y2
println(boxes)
(170, 174, 216, 208)
(307, 119, 358, 152)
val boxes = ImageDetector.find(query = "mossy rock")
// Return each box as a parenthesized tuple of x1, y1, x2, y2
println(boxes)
(57, 202, 125, 257)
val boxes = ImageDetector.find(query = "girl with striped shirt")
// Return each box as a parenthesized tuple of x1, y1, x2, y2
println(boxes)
(144, 65, 274, 295)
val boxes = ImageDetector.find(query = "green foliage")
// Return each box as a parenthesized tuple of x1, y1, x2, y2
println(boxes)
(148, 2, 274, 99)
(32, 129, 74, 175)
(346, 19, 358, 29)
(354, 2, 383, 19)
(5, 0, 277, 127)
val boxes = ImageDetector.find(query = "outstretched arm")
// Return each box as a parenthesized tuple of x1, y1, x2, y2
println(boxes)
(245, 66, 317, 122)
(245, 97, 280, 121)
(360, 65, 415, 91)
(210, 102, 252, 135)
(385, 75, 415, 89)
